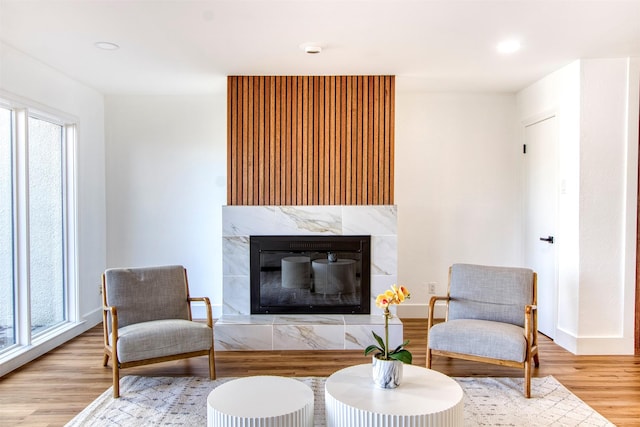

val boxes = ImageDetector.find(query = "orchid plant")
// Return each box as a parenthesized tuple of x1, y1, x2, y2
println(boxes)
(364, 285, 412, 364)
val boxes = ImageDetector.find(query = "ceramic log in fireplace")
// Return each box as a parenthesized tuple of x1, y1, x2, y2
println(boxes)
(250, 235, 371, 315)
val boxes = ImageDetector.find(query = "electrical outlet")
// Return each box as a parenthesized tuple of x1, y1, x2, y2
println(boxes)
(428, 282, 436, 294)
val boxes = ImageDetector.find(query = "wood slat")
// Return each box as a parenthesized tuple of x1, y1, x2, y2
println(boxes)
(268, 77, 275, 205)
(302, 76, 310, 205)
(258, 77, 265, 205)
(227, 76, 235, 205)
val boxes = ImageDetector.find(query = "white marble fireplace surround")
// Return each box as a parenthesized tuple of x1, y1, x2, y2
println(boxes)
(217, 205, 402, 351)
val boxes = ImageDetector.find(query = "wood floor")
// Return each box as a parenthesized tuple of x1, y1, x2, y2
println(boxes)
(1, 319, 639, 426)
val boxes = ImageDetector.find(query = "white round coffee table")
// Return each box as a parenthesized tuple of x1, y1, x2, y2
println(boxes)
(207, 376, 314, 427)
(325, 364, 463, 427)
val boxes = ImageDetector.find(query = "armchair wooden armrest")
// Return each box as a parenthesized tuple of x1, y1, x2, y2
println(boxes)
(428, 295, 450, 330)
(524, 304, 540, 368)
(101, 304, 119, 369)
(524, 304, 537, 337)
(188, 296, 213, 327)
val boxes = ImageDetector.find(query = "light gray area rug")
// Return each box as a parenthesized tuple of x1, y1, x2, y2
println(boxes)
(66, 375, 614, 427)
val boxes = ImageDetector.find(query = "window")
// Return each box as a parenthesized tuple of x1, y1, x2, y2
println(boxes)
(0, 107, 13, 351)
(0, 99, 76, 356)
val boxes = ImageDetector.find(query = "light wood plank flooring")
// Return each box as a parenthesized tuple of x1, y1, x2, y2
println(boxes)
(0, 319, 638, 426)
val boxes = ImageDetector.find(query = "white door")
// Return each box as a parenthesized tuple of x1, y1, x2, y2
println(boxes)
(524, 116, 558, 339)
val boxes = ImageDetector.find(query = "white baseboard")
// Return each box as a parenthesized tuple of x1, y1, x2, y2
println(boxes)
(554, 327, 634, 355)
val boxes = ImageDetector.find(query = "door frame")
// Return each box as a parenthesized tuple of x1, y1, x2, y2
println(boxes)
(522, 112, 559, 339)
(636, 114, 640, 355)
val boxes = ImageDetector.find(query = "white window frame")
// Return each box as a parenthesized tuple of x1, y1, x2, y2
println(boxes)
(0, 94, 79, 368)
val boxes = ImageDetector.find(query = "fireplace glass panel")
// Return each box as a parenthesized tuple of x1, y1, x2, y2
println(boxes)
(250, 236, 370, 314)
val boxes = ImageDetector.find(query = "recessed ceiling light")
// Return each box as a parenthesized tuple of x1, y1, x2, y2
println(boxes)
(300, 42, 322, 54)
(94, 41, 120, 51)
(305, 46, 322, 54)
(496, 39, 521, 54)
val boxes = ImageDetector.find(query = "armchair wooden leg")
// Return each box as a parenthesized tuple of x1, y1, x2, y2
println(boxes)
(208, 347, 216, 380)
(103, 353, 109, 367)
(113, 362, 120, 398)
(524, 359, 531, 398)
(533, 352, 540, 367)
(426, 348, 432, 369)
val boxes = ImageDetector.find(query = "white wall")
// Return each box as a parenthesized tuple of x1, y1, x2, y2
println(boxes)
(517, 58, 639, 355)
(394, 90, 523, 317)
(0, 42, 107, 373)
(105, 91, 227, 316)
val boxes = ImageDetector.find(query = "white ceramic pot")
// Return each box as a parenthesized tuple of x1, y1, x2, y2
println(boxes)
(372, 356, 403, 389)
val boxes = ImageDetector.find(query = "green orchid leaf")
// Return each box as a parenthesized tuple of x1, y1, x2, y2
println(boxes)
(389, 349, 412, 364)
(371, 331, 386, 351)
(390, 339, 410, 354)
(364, 345, 383, 356)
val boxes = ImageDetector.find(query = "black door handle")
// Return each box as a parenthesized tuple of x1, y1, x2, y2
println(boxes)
(539, 236, 554, 244)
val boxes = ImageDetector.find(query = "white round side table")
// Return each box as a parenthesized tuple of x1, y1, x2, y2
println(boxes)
(325, 364, 464, 427)
(207, 376, 314, 427)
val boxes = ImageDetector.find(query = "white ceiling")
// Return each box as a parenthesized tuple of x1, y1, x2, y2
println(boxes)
(1, 0, 640, 95)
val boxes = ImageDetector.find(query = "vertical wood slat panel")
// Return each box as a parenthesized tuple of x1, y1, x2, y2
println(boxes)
(389, 76, 395, 204)
(302, 76, 310, 206)
(251, 76, 258, 206)
(227, 75, 394, 206)
(290, 76, 296, 205)
(296, 77, 303, 205)
(227, 76, 235, 205)
(268, 77, 275, 205)
(323, 76, 331, 205)
(317, 77, 324, 203)
(312, 77, 319, 205)
(329, 76, 336, 205)
(284, 76, 291, 205)
(274, 77, 281, 205)
(345, 76, 351, 204)
(240, 76, 247, 205)
(372, 76, 380, 205)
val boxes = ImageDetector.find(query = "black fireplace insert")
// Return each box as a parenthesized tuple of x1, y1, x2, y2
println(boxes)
(250, 235, 371, 315)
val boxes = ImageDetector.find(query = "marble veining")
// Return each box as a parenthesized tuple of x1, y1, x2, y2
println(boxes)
(274, 324, 344, 350)
(275, 206, 342, 235)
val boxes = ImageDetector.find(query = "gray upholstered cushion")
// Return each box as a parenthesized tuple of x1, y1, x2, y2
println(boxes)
(429, 319, 527, 363)
(448, 264, 533, 327)
(104, 265, 191, 330)
(113, 319, 213, 363)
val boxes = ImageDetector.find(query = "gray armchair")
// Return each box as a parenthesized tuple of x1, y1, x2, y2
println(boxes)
(426, 263, 539, 397)
(102, 265, 215, 398)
